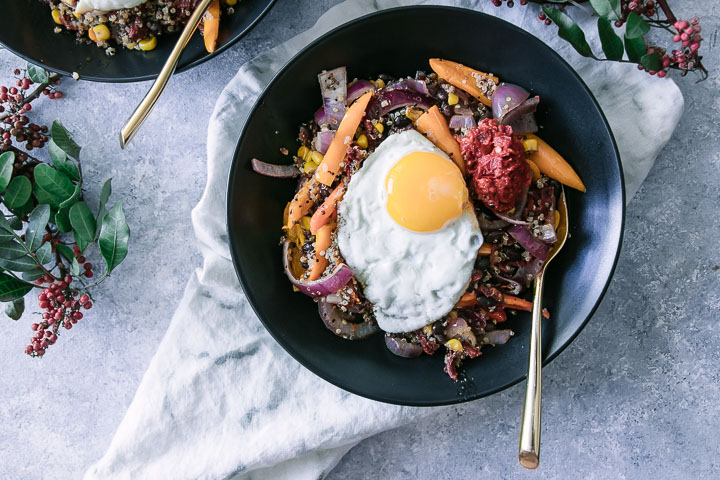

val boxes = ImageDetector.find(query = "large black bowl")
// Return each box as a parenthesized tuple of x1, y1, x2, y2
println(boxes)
(0, 0, 275, 82)
(227, 6, 625, 406)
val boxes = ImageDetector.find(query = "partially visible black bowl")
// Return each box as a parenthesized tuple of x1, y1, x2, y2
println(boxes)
(0, 0, 275, 82)
(227, 6, 625, 406)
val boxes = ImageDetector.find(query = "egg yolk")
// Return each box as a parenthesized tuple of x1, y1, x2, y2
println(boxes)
(385, 151, 468, 232)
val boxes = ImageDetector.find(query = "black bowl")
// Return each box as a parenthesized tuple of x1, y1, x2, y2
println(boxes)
(0, 0, 275, 82)
(227, 6, 625, 406)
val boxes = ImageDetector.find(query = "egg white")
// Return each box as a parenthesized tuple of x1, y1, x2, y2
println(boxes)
(75, 0, 147, 14)
(337, 130, 482, 333)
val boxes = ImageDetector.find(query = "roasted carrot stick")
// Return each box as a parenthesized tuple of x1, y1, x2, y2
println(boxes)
(315, 91, 373, 186)
(429, 59, 499, 107)
(307, 222, 334, 281)
(310, 183, 345, 234)
(524, 134, 586, 192)
(203, 0, 220, 53)
(287, 177, 320, 228)
(455, 292, 477, 308)
(503, 293, 550, 319)
(415, 105, 465, 174)
(478, 242, 493, 256)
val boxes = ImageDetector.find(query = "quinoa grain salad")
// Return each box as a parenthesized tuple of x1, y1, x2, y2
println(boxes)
(40, 0, 240, 53)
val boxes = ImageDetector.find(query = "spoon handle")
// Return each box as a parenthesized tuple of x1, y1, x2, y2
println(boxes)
(518, 272, 544, 469)
(119, 0, 214, 148)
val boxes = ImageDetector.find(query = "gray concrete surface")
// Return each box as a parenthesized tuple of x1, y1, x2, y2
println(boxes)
(0, 0, 718, 478)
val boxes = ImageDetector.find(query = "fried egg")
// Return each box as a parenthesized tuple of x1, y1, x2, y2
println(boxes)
(75, 0, 147, 14)
(337, 130, 482, 333)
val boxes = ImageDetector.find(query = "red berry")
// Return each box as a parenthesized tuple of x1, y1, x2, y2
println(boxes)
(39, 301, 49, 309)
(73, 245, 81, 255)
(49, 334, 57, 344)
(57, 295, 66, 304)
(9, 87, 17, 95)
(36, 348, 45, 356)
(80, 294, 89, 304)
(73, 311, 83, 320)
(38, 293, 47, 301)
(35, 279, 44, 286)
(77, 256, 86, 263)
(544, 19, 551, 25)
(83, 302, 92, 310)
(64, 301, 72, 308)
(83, 262, 92, 270)
(64, 322, 72, 330)
(48, 318, 56, 326)
(538, 13, 545, 20)
(25, 345, 33, 355)
(54, 91, 63, 99)
(42, 313, 50, 320)
(31, 323, 39, 331)
(84, 271, 94, 278)
(64, 275, 73, 284)
(58, 281, 67, 290)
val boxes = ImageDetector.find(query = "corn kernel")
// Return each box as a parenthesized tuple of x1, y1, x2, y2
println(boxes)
(138, 35, 157, 51)
(303, 160, 317, 173)
(448, 92, 459, 105)
(310, 151, 324, 165)
(445, 338, 463, 352)
(126, 42, 137, 50)
(73, 12, 82, 18)
(449, 310, 458, 318)
(374, 122, 384, 133)
(374, 78, 385, 88)
(422, 325, 433, 336)
(297, 146, 310, 160)
(523, 138, 538, 152)
(89, 24, 110, 42)
(405, 106, 424, 122)
(51, 9, 62, 24)
(226, 0, 237, 4)
(300, 216, 312, 231)
(356, 134, 368, 149)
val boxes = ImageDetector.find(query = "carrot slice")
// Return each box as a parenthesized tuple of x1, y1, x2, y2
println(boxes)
(429, 59, 499, 107)
(455, 292, 477, 308)
(415, 105, 465, 174)
(287, 177, 321, 228)
(478, 242, 492, 256)
(203, 0, 220, 53)
(310, 183, 345, 234)
(307, 222, 335, 281)
(524, 134, 586, 192)
(503, 293, 550, 319)
(315, 91, 373, 186)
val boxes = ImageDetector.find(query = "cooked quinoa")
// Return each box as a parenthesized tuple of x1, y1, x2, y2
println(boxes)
(41, 0, 239, 53)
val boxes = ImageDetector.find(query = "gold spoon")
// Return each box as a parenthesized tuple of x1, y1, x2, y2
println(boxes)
(518, 187, 568, 469)
(119, 0, 214, 148)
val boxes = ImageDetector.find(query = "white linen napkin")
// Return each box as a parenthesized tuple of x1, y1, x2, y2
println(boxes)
(84, 1, 683, 478)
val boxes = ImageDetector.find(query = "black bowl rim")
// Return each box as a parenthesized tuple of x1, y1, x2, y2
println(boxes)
(226, 5, 626, 406)
(0, 0, 277, 83)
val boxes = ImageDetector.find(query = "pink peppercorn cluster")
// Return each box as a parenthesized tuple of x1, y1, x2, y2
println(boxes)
(26, 274, 92, 357)
(1, 68, 62, 160)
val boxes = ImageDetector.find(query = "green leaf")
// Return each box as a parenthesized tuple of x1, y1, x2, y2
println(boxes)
(25, 204, 50, 252)
(0, 240, 29, 259)
(5, 297, 25, 320)
(625, 12, 650, 39)
(4, 176, 32, 209)
(0, 152, 14, 193)
(542, 7, 595, 58)
(624, 34, 647, 63)
(50, 121, 81, 160)
(26, 63, 49, 84)
(0, 272, 32, 302)
(0, 216, 15, 243)
(22, 269, 45, 281)
(35, 242, 52, 265)
(70, 257, 80, 276)
(69, 201, 96, 242)
(59, 183, 81, 209)
(0, 256, 41, 272)
(95, 178, 112, 238)
(33, 164, 74, 205)
(54, 207, 72, 233)
(641, 51, 663, 71)
(597, 17, 624, 61)
(76, 235, 89, 254)
(8, 216, 23, 230)
(99, 201, 130, 273)
(33, 182, 59, 207)
(56, 244, 75, 264)
(55, 160, 80, 183)
(47, 139, 67, 164)
(11, 199, 34, 218)
(589, 0, 621, 21)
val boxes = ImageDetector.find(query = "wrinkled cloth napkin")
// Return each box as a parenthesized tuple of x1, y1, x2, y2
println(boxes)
(85, 1, 683, 478)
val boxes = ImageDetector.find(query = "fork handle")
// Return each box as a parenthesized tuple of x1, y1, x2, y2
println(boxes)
(518, 272, 544, 469)
(119, 0, 214, 148)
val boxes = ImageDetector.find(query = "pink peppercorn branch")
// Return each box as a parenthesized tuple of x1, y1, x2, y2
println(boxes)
(490, 0, 708, 80)
(1, 63, 131, 357)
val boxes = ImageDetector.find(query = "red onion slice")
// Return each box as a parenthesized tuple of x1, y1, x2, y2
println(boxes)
(283, 241, 354, 298)
(318, 67, 347, 128)
(312, 130, 335, 154)
(385, 335, 424, 358)
(367, 89, 435, 118)
(492, 83, 530, 119)
(251, 158, 301, 178)
(508, 225, 549, 261)
(500, 96, 539, 126)
(507, 113, 538, 135)
(388, 77, 431, 96)
(481, 329, 513, 345)
(448, 114, 477, 131)
(347, 80, 376, 104)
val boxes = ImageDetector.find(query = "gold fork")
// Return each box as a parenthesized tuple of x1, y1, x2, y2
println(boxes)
(518, 187, 568, 469)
